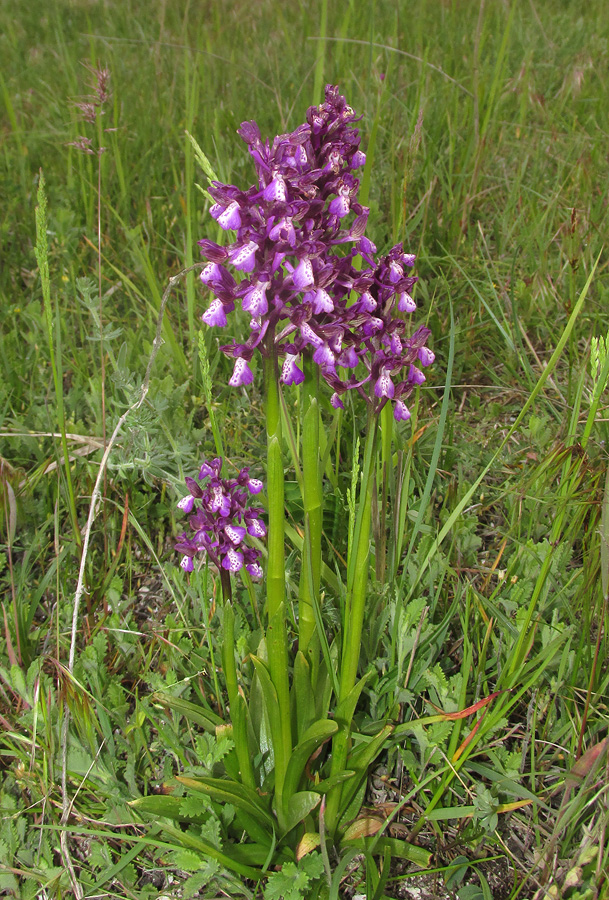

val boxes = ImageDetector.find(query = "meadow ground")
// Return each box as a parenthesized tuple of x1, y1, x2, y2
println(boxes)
(1, 1, 608, 897)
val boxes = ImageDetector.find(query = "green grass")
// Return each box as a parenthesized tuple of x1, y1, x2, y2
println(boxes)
(1, 0, 608, 897)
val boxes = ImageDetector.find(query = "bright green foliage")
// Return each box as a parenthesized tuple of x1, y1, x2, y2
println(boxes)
(264, 855, 326, 900)
(1, 0, 609, 896)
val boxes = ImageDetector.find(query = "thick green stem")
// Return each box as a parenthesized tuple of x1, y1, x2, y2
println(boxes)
(299, 354, 323, 659)
(263, 350, 292, 807)
(376, 402, 394, 582)
(339, 476, 374, 700)
(325, 415, 378, 834)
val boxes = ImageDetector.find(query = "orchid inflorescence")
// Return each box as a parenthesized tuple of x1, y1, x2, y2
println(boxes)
(175, 458, 266, 578)
(198, 84, 434, 422)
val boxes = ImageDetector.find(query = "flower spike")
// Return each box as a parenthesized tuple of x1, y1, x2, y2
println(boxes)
(196, 85, 433, 418)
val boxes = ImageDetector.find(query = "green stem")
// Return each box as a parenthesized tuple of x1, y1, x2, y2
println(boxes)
(340, 445, 375, 699)
(222, 595, 255, 789)
(263, 348, 292, 807)
(200, 566, 224, 717)
(376, 402, 393, 582)
(326, 413, 378, 834)
(299, 354, 323, 659)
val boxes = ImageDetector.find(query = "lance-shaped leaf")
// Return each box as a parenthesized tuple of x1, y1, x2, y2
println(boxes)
(296, 832, 321, 861)
(313, 770, 356, 795)
(151, 692, 224, 732)
(176, 775, 274, 829)
(338, 725, 394, 823)
(567, 736, 609, 784)
(334, 671, 373, 729)
(151, 821, 262, 880)
(283, 719, 338, 802)
(293, 650, 315, 740)
(283, 791, 321, 836)
(451, 712, 486, 762)
(341, 835, 431, 868)
(233, 808, 276, 849)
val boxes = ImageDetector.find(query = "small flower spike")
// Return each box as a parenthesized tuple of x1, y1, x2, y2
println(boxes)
(176, 459, 265, 579)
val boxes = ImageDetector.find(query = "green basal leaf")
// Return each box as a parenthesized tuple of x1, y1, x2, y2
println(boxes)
(250, 655, 283, 772)
(337, 779, 367, 830)
(177, 776, 275, 828)
(341, 835, 431, 868)
(283, 719, 338, 803)
(152, 691, 224, 732)
(339, 725, 393, 820)
(283, 791, 321, 836)
(229, 842, 290, 867)
(334, 671, 372, 729)
(158, 822, 262, 880)
(312, 770, 356, 794)
(293, 650, 315, 740)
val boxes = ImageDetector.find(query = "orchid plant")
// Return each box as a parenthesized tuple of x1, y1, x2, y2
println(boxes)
(135, 86, 434, 881)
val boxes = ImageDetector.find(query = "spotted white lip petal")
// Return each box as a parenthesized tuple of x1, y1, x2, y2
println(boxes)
(389, 334, 402, 354)
(229, 241, 258, 272)
(281, 356, 305, 385)
(313, 343, 335, 368)
(229, 357, 254, 387)
(200, 262, 222, 284)
(225, 524, 246, 545)
(329, 195, 350, 218)
(242, 282, 268, 317)
(247, 519, 266, 537)
(418, 347, 435, 367)
(300, 323, 322, 348)
(409, 364, 426, 386)
(351, 150, 366, 168)
(210, 485, 228, 513)
(218, 201, 242, 230)
(202, 299, 227, 327)
(180, 555, 194, 572)
(398, 292, 416, 313)
(222, 548, 244, 572)
(359, 291, 377, 312)
(394, 401, 411, 422)
(263, 174, 287, 202)
(374, 370, 395, 399)
(388, 261, 403, 283)
(312, 288, 334, 314)
(338, 347, 359, 368)
(293, 258, 314, 291)
(177, 495, 195, 513)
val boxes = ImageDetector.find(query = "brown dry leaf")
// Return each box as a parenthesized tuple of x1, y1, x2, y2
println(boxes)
(342, 815, 385, 841)
(295, 831, 320, 860)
